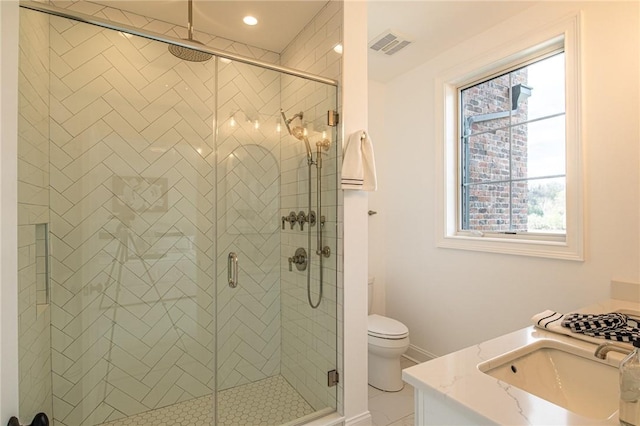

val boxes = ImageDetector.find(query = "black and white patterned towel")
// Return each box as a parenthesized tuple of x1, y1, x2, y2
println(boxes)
(561, 313, 640, 342)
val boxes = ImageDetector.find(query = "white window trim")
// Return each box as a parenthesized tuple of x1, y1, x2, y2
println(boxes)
(435, 12, 584, 261)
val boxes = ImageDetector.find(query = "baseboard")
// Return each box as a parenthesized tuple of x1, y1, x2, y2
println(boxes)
(404, 344, 437, 363)
(345, 411, 372, 426)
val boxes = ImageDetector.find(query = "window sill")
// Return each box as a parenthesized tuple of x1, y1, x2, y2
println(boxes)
(437, 233, 583, 261)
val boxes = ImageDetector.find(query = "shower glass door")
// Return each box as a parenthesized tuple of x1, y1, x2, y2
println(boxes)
(24, 10, 218, 426)
(17, 5, 338, 426)
(215, 61, 339, 424)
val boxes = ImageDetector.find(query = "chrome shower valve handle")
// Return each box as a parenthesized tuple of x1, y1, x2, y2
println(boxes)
(286, 211, 298, 229)
(298, 211, 308, 230)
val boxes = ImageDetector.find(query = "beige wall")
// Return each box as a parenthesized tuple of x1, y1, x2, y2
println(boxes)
(369, 1, 640, 358)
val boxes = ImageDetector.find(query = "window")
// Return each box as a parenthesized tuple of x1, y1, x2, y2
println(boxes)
(435, 13, 583, 260)
(460, 52, 566, 235)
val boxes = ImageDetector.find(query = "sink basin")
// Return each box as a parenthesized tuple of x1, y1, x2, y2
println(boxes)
(478, 339, 619, 420)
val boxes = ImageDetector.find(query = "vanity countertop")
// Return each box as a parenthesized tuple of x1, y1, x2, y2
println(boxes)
(402, 298, 640, 425)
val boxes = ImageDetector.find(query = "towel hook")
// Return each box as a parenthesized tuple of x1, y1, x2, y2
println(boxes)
(360, 131, 366, 140)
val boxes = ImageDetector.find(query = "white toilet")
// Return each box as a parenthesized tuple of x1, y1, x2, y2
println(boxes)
(367, 277, 410, 392)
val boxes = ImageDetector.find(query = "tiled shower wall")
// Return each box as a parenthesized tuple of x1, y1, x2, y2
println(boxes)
(17, 7, 53, 421)
(47, 14, 217, 425)
(42, 2, 285, 424)
(215, 59, 283, 390)
(19, 1, 343, 424)
(279, 0, 343, 412)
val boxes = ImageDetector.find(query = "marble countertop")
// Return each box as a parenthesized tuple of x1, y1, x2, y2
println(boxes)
(402, 298, 640, 425)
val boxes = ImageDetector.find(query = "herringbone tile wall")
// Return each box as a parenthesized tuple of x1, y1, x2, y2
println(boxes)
(48, 13, 220, 424)
(280, 0, 343, 412)
(215, 60, 282, 391)
(46, 3, 292, 423)
(18, 7, 54, 422)
(19, 1, 343, 424)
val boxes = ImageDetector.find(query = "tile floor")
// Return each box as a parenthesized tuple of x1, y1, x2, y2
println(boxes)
(369, 357, 417, 426)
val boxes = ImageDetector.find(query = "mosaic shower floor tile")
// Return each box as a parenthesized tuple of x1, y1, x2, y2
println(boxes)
(99, 375, 314, 426)
(218, 375, 314, 426)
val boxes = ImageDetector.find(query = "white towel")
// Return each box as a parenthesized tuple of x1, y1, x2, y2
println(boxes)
(341, 130, 377, 191)
(532, 310, 571, 336)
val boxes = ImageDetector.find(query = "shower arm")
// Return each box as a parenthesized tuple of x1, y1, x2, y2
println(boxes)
(187, 0, 194, 40)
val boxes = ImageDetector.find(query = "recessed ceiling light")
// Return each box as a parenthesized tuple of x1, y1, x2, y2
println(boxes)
(243, 16, 258, 26)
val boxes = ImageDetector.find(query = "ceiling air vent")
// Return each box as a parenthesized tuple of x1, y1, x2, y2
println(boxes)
(369, 30, 412, 56)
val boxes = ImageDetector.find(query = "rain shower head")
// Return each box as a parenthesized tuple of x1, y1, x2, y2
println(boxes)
(169, 41, 213, 63)
(169, 0, 213, 62)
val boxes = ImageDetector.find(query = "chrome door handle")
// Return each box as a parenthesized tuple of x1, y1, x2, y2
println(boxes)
(228, 252, 238, 288)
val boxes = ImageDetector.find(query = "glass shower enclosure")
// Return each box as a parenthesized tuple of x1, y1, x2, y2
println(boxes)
(16, 4, 339, 425)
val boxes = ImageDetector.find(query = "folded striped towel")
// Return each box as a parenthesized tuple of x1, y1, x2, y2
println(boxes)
(532, 310, 570, 336)
(341, 130, 377, 191)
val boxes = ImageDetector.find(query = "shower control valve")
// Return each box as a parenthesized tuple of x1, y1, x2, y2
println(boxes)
(288, 248, 307, 271)
(285, 211, 298, 229)
(298, 211, 308, 230)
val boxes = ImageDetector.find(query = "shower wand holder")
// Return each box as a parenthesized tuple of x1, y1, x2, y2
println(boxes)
(317, 246, 331, 258)
(316, 139, 331, 151)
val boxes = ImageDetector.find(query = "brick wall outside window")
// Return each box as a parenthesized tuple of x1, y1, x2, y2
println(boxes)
(461, 69, 529, 231)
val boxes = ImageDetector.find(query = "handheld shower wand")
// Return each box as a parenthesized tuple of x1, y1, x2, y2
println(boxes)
(280, 109, 313, 164)
(280, 109, 331, 309)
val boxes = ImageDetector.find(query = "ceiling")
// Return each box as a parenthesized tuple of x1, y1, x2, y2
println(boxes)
(367, 1, 536, 82)
(90, 0, 329, 53)
(90, 0, 536, 83)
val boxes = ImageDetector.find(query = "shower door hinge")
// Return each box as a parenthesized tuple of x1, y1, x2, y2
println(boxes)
(327, 369, 339, 387)
(327, 110, 339, 127)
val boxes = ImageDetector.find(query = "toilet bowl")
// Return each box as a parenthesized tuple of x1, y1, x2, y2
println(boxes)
(367, 277, 410, 392)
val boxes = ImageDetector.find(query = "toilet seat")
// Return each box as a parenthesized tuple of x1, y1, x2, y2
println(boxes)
(368, 314, 409, 339)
